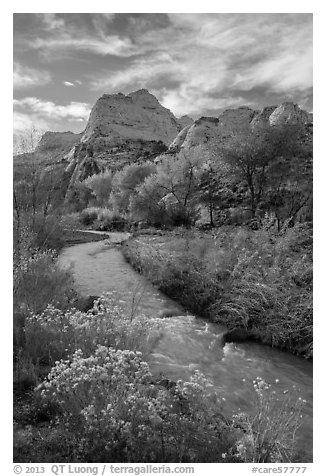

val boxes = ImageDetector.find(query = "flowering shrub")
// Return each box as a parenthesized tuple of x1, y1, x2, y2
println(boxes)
(230, 377, 305, 463)
(14, 248, 75, 316)
(24, 294, 162, 367)
(38, 351, 234, 462)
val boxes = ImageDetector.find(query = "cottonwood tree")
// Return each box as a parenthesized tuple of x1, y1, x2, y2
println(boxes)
(83, 170, 113, 207)
(222, 123, 308, 222)
(196, 147, 237, 227)
(110, 162, 156, 213)
(131, 151, 201, 227)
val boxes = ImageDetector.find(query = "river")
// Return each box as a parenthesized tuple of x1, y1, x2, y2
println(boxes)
(58, 232, 313, 460)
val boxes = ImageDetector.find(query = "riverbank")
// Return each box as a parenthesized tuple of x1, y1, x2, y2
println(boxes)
(122, 224, 313, 359)
(14, 229, 312, 463)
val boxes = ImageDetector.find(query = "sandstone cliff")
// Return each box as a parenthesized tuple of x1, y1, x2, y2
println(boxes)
(62, 92, 311, 201)
(64, 89, 193, 194)
(36, 131, 83, 159)
(168, 102, 312, 154)
(81, 89, 186, 146)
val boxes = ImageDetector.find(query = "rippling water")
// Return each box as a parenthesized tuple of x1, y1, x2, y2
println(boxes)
(58, 234, 313, 460)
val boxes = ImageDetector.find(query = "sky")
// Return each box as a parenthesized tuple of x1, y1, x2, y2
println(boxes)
(13, 13, 313, 139)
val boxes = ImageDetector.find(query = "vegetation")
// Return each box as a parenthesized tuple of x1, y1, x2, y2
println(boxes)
(13, 123, 312, 462)
(123, 223, 312, 358)
(14, 294, 305, 463)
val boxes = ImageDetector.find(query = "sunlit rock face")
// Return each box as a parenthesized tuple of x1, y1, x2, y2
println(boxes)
(268, 102, 311, 126)
(81, 89, 187, 146)
(63, 92, 311, 198)
(64, 89, 192, 193)
(168, 102, 312, 153)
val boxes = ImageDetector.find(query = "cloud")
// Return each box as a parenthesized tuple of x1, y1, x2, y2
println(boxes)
(158, 88, 251, 117)
(37, 13, 65, 30)
(13, 13, 312, 127)
(29, 34, 139, 58)
(87, 14, 312, 116)
(13, 110, 50, 135)
(13, 62, 52, 90)
(63, 80, 83, 87)
(14, 97, 91, 124)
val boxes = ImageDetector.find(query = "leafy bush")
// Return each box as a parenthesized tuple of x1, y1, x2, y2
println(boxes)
(79, 207, 99, 226)
(31, 213, 66, 250)
(14, 249, 75, 317)
(96, 209, 127, 231)
(83, 170, 113, 207)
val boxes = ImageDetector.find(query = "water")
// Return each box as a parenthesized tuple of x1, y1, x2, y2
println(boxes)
(58, 233, 313, 460)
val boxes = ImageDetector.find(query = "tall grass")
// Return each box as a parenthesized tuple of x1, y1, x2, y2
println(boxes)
(122, 224, 312, 358)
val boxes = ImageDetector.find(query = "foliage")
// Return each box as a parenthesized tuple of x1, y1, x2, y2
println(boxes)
(220, 123, 312, 224)
(230, 378, 305, 463)
(83, 170, 113, 207)
(95, 209, 127, 231)
(79, 207, 99, 226)
(110, 162, 156, 213)
(197, 157, 236, 226)
(23, 294, 162, 368)
(131, 152, 201, 227)
(37, 347, 233, 462)
(14, 248, 75, 316)
(123, 223, 312, 357)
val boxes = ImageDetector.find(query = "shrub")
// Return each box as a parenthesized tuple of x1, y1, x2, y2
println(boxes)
(230, 378, 305, 463)
(96, 209, 127, 231)
(79, 207, 99, 226)
(31, 213, 66, 251)
(38, 348, 233, 462)
(23, 294, 162, 368)
(83, 171, 113, 207)
(14, 249, 75, 317)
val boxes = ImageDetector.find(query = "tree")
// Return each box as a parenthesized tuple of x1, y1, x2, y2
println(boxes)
(222, 123, 308, 222)
(197, 155, 236, 227)
(83, 170, 113, 207)
(110, 162, 156, 213)
(13, 128, 69, 254)
(131, 151, 201, 227)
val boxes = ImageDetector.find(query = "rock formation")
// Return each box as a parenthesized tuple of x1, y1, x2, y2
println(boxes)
(30, 91, 310, 202)
(81, 89, 187, 146)
(168, 102, 312, 154)
(64, 89, 193, 195)
(36, 130, 83, 160)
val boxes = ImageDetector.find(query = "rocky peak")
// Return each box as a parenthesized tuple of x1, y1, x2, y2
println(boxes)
(268, 102, 311, 126)
(168, 102, 311, 153)
(35, 130, 83, 162)
(81, 89, 181, 145)
(217, 106, 258, 131)
(177, 115, 194, 129)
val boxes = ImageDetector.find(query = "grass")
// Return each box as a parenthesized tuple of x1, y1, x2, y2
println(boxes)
(13, 216, 310, 463)
(122, 224, 312, 358)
